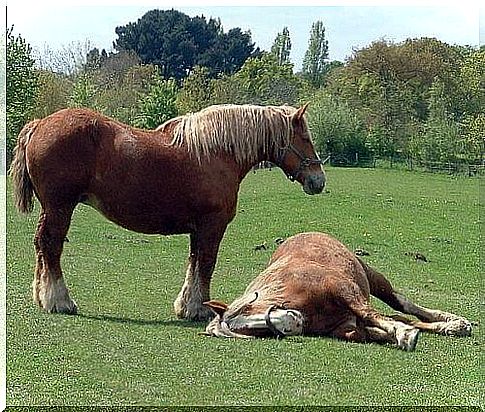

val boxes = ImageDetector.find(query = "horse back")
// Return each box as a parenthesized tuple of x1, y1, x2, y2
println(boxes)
(24, 108, 162, 205)
(24, 108, 240, 234)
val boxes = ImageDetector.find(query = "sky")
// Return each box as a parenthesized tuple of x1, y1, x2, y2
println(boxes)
(5, 1, 483, 71)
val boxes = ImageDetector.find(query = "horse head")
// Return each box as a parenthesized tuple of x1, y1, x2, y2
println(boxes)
(276, 103, 326, 195)
(203, 292, 304, 339)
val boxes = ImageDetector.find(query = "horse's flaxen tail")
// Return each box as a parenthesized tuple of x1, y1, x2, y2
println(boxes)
(10, 119, 40, 214)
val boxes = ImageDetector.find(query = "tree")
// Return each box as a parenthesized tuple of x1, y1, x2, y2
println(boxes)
(459, 48, 485, 163)
(96, 63, 160, 125)
(199, 27, 259, 77)
(307, 90, 368, 163)
(302, 21, 329, 88)
(411, 78, 460, 163)
(327, 38, 467, 158)
(133, 76, 178, 129)
(459, 48, 485, 118)
(176, 66, 214, 114)
(33, 70, 72, 118)
(229, 52, 302, 106)
(69, 72, 99, 110)
(34, 40, 94, 75)
(85, 47, 108, 71)
(114, 9, 256, 80)
(6, 27, 39, 162)
(271, 27, 291, 65)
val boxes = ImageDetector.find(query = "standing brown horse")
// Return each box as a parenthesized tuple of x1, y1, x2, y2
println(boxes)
(10, 104, 325, 320)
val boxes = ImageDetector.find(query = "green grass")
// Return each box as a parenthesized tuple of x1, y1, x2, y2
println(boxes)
(6, 167, 483, 406)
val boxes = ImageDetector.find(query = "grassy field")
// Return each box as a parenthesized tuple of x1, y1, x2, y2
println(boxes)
(6, 167, 482, 406)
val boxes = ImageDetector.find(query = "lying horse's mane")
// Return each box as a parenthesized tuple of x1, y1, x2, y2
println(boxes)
(165, 104, 300, 165)
(225, 257, 291, 318)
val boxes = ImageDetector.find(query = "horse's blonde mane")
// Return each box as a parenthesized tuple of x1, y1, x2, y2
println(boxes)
(224, 256, 292, 318)
(168, 104, 300, 164)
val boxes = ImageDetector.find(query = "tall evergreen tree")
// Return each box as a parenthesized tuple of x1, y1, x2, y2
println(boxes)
(114, 9, 256, 80)
(271, 27, 291, 65)
(302, 21, 329, 87)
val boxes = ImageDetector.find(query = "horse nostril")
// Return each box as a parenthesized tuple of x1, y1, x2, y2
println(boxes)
(310, 175, 324, 193)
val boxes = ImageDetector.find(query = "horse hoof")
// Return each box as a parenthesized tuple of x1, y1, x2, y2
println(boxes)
(396, 326, 420, 351)
(174, 303, 213, 321)
(442, 318, 472, 337)
(45, 299, 78, 315)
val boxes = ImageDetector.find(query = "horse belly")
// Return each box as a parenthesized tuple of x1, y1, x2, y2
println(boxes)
(82, 193, 195, 235)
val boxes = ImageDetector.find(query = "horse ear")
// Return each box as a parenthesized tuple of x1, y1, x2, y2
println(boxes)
(203, 300, 228, 317)
(293, 102, 310, 122)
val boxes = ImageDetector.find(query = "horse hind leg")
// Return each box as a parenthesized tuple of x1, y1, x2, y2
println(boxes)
(359, 258, 472, 337)
(34, 206, 77, 314)
(390, 314, 472, 337)
(32, 214, 45, 307)
(337, 286, 420, 351)
(362, 310, 420, 351)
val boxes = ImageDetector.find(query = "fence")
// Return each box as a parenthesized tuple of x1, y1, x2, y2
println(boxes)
(254, 155, 485, 177)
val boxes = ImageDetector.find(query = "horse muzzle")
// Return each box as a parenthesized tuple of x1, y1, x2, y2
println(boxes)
(303, 172, 325, 195)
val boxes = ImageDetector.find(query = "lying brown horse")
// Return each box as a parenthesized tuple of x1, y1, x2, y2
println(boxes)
(10, 104, 325, 320)
(204, 232, 472, 350)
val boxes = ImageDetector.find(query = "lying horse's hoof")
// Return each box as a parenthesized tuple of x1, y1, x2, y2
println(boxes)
(396, 326, 420, 351)
(174, 301, 214, 322)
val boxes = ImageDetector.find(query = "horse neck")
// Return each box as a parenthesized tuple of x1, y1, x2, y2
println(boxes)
(236, 149, 277, 180)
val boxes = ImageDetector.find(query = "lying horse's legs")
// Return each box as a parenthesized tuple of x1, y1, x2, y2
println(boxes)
(390, 314, 472, 337)
(174, 222, 226, 321)
(337, 283, 420, 351)
(330, 317, 395, 346)
(359, 258, 472, 337)
(360, 310, 420, 351)
(33, 206, 77, 314)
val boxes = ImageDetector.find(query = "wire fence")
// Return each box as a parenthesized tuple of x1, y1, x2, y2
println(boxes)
(254, 155, 485, 177)
(330, 154, 485, 177)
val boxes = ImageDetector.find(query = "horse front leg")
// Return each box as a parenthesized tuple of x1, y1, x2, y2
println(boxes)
(174, 223, 226, 321)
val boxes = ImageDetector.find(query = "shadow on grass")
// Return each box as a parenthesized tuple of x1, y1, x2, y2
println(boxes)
(76, 312, 207, 329)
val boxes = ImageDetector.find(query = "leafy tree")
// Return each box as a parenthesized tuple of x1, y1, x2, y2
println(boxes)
(200, 27, 259, 77)
(33, 70, 72, 118)
(230, 53, 302, 105)
(411, 78, 460, 163)
(302, 21, 329, 88)
(327, 38, 468, 158)
(209, 74, 244, 105)
(85, 47, 108, 71)
(307, 90, 368, 163)
(92, 50, 141, 90)
(176, 66, 214, 114)
(114, 9, 256, 80)
(69, 72, 99, 110)
(6, 27, 39, 162)
(460, 113, 485, 163)
(459, 48, 485, 118)
(271, 27, 291, 65)
(97, 64, 160, 124)
(133, 76, 178, 129)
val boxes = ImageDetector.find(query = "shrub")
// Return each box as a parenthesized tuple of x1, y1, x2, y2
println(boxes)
(307, 91, 369, 164)
(133, 76, 178, 129)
